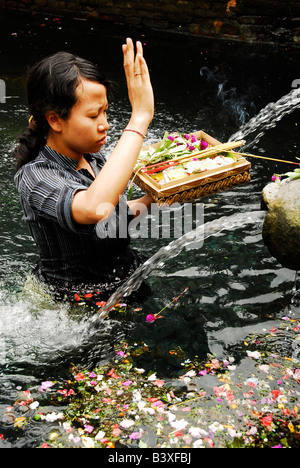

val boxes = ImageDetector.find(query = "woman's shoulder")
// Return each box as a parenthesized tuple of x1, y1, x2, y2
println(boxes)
(14, 152, 57, 182)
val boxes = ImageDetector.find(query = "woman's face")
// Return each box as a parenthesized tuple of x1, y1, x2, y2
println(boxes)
(56, 78, 110, 158)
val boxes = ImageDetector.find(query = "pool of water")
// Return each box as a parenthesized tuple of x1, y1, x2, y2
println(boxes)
(1, 9, 300, 447)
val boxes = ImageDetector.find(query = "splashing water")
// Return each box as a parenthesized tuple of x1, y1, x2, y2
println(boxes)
(95, 211, 265, 321)
(229, 87, 300, 148)
(94, 86, 300, 323)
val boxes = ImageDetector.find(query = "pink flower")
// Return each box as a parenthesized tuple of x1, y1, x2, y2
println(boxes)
(200, 140, 208, 150)
(84, 424, 94, 433)
(153, 380, 165, 387)
(112, 424, 121, 437)
(146, 314, 156, 323)
(151, 400, 165, 408)
(39, 381, 55, 392)
(168, 135, 175, 141)
(129, 432, 141, 440)
(272, 174, 281, 183)
(122, 380, 133, 387)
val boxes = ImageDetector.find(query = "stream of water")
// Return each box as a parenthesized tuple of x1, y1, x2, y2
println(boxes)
(97, 211, 266, 320)
(229, 86, 300, 148)
(1, 10, 300, 447)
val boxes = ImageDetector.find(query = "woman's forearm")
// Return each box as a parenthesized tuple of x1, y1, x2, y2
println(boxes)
(72, 120, 150, 224)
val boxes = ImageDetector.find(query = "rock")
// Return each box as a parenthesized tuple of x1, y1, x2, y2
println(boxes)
(262, 179, 300, 270)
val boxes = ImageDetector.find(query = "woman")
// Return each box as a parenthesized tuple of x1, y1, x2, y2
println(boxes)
(14, 38, 154, 302)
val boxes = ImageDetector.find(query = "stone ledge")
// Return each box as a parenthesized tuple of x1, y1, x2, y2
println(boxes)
(1, 0, 300, 47)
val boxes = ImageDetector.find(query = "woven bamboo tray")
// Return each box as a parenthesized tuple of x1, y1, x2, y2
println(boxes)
(132, 130, 251, 206)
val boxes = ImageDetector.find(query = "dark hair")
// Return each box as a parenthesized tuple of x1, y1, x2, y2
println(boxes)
(15, 51, 113, 171)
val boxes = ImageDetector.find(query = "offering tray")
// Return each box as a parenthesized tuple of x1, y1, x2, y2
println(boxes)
(132, 130, 251, 206)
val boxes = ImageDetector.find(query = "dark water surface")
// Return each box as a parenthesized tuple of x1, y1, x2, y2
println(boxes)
(1, 10, 300, 447)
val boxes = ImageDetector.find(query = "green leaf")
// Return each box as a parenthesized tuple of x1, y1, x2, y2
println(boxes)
(128, 185, 133, 200)
(284, 171, 300, 179)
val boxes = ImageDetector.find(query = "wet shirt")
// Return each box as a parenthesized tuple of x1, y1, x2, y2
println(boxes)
(14, 145, 137, 286)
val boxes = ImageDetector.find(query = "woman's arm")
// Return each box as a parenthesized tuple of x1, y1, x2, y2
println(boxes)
(127, 193, 154, 218)
(72, 38, 154, 225)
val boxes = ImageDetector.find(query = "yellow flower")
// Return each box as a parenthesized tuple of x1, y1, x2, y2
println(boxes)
(14, 416, 26, 428)
(288, 423, 295, 433)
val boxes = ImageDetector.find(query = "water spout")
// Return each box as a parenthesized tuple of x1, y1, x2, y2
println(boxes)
(229, 87, 300, 148)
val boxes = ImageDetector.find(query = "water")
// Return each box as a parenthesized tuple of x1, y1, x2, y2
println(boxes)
(1, 10, 300, 447)
(97, 211, 266, 319)
(229, 86, 300, 149)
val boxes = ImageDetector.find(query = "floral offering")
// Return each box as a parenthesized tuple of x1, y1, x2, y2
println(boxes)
(2, 316, 300, 449)
(135, 131, 211, 170)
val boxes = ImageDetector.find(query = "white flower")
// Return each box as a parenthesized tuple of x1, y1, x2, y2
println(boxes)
(142, 407, 155, 415)
(247, 426, 258, 435)
(137, 401, 146, 411)
(277, 395, 288, 404)
(120, 419, 135, 429)
(189, 427, 205, 438)
(81, 436, 94, 448)
(184, 370, 196, 378)
(132, 390, 142, 402)
(63, 422, 72, 432)
(40, 411, 64, 422)
(193, 439, 204, 448)
(228, 365, 236, 371)
(228, 428, 242, 438)
(170, 418, 189, 430)
(148, 373, 157, 381)
(167, 412, 176, 423)
(29, 401, 39, 410)
(246, 350, 261, 360)
(183, 377, 191, 383)
(95, 430, 106, 441)
(259, 365, 269, 373)
(209, 422, 224, 433)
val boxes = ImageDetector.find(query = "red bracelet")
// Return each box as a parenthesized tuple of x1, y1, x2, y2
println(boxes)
(124, 128, 146, 140)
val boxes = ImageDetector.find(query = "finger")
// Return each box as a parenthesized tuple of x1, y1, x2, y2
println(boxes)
(136, 40, 143, 57)
(133, 43, 145, 76)
(125, 37, 134, 65)
(138, 54, 150, 79)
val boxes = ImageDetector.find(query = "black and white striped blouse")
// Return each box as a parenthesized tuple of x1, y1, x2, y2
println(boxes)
(14, 145, 136, 285)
